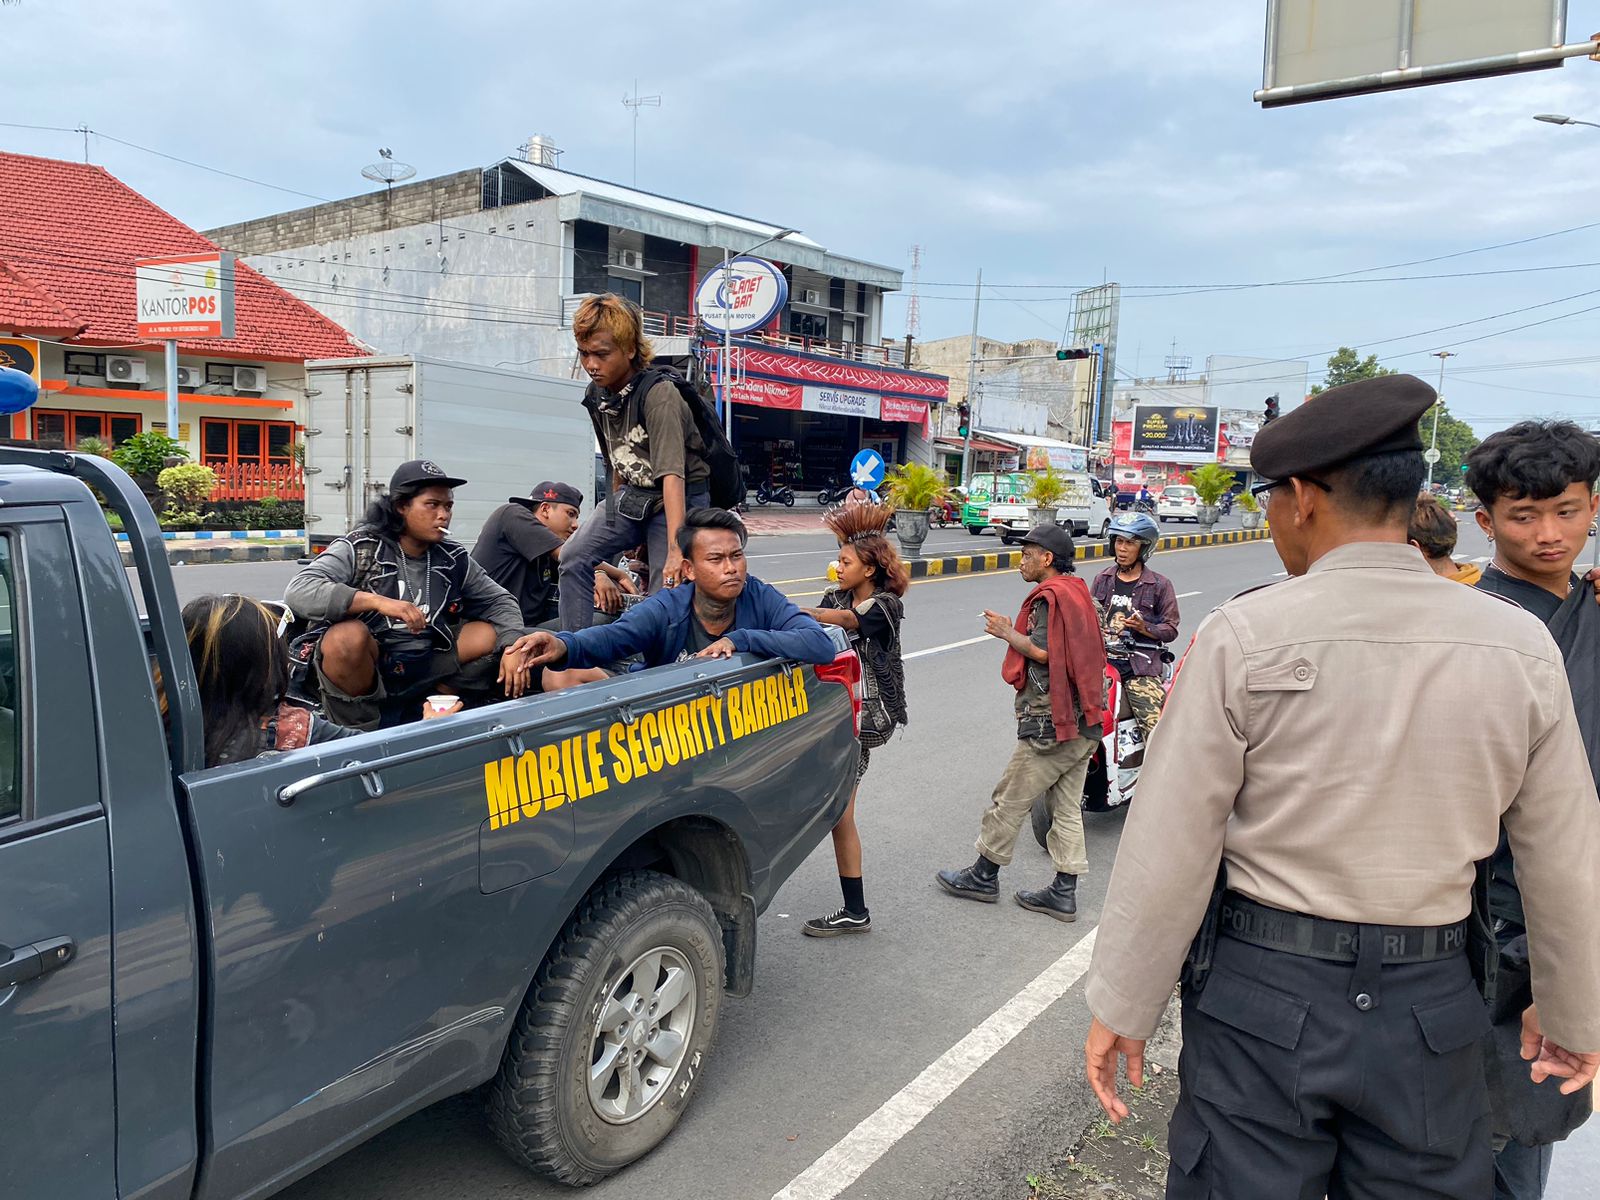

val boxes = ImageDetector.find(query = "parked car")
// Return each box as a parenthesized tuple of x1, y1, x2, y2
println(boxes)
(0, 449, 862, 1197)
(1156, 485, 1200, 522)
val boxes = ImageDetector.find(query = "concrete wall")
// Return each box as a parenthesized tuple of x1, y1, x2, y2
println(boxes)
(238, 202, 577, 378)
(914, 335, 1090, 442)
(206, 170, 483, 257)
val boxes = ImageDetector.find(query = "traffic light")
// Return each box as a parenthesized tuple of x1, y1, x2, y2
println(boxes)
(957, 402, 970, 438)
(1056, 347, 1091, 361)
(1263, 394, 1280, 425)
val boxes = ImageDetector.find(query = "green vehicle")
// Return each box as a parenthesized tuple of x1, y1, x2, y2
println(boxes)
(960, 471, 1030, 536)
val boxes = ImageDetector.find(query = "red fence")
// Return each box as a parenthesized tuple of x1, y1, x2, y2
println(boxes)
(208, 462, 304, 502)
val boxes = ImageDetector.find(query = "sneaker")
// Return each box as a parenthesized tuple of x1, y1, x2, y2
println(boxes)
(802, 908, 872, 937)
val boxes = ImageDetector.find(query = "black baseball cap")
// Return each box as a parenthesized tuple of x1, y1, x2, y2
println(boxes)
(390, 459, 467, 493)
(514, 481, 584, 510)
(1020, 524, 1076, 567)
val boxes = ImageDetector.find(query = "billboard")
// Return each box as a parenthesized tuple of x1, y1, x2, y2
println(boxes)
(1131, 405, 1220, 464)
(1258, 0, 1574, 107)
(1070, 284, 1120, 440)
(694, 256, 788, 334)
(136, 253, 236, 339)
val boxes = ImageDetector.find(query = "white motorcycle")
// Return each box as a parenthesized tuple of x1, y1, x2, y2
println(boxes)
(1031, 637, 1173, 847)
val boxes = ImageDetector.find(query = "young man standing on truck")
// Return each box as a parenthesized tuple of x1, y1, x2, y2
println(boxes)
(285, 460, 529, 729)
(1467, 421, 1600, 1200)
(1089, 512, 1178, 742)
(472, 481, 639, 628)
(560, 294, 710, 630)
(936, 524, 1107, 922)
(501, 508, 834, 687)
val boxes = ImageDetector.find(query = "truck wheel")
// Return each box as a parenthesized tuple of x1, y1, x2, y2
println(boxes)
(1098, 520, 1110, 539)
(1000, 533, 1015, 545)
(965, 524, 982, 536)
(489, 871, 724, 1185)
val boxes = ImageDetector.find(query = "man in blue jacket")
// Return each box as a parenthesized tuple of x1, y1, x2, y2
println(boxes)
(500, 508, 834, 690)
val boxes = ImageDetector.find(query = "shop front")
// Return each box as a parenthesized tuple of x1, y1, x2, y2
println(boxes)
(710, 339, 947, 493)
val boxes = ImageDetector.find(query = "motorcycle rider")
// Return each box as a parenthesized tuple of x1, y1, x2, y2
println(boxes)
(1090, 513, 1179, 742)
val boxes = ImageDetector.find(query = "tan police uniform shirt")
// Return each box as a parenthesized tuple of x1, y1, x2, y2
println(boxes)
(1085, 542, 1600, 1050)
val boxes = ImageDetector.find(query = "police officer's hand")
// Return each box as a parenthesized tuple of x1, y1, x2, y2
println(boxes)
(1085, 1016, 1145, 1123)
(1521, 1004, 1600, 1094)
(376, 596, 428, 634)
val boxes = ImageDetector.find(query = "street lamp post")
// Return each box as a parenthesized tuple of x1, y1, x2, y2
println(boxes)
(717, 228, 797, 442)
(1429, 350, 1454, 489)
(1534, 113, 1600, 129)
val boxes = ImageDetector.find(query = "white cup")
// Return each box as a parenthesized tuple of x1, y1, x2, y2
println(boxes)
(426, 694, 458, 715)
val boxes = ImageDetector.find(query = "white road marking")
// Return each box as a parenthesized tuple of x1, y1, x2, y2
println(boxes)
(771, 927, 1099, 1200)
(1471, 556, 1491, 564)
(1272, 570, 1288, 577)
(903, 635, 990, 660)
(1176, 590, 1201, 598)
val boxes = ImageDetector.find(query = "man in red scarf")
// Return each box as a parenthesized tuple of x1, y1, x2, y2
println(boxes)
(937, 524, 1107, 921)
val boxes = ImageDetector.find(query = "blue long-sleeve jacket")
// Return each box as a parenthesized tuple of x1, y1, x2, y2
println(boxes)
(556, 576, 835, 671)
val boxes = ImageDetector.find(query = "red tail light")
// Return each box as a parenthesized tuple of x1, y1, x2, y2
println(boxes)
(814, 652, 863, 736)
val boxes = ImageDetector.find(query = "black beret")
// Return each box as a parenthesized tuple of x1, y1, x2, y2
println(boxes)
(1250, 374, 1435, 481)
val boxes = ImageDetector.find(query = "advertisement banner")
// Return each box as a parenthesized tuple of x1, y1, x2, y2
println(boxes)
(879, 394, 929, 425)
(1023, 445, 1088, 472)
(1130, 404, 1220, 464)
(727, 343, 949, 401)
(1112, 420, 1133, 462)
(136, 252, 236, 339)
(801, 384, 880, 420)
(727, 376, 802, 410)
(694, 256, 789, 335)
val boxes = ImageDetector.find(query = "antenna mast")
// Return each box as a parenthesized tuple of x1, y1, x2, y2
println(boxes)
(622, 80, 661, 186)
(905, 244, 923, 341)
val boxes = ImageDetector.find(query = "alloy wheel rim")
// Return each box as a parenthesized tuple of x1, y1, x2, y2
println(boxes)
(587, 946, 697, 1124)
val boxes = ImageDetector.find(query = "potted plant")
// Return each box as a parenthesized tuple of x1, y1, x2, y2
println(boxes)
(111, 432, 188, 510)
(1188, 464, 1236, 531)
(1022, 466, 1069, 528)
(1238, 489, 1263, 530)
(881, 461, 947, 557)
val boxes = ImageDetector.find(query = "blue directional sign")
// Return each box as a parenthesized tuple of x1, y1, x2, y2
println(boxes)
(849, 448, 886, 490)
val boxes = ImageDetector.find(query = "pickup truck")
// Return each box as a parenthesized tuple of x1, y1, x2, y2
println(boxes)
(0, 449, 860, 1198)
(987, 472, 1112, 543)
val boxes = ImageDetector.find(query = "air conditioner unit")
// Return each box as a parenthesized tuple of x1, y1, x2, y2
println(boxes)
(105, 355, 148, 384)
(232, 366, 267, 393)
(174, 365, 203, 389)
(800, 289, 823, 306)
(615, 248, 645, 271)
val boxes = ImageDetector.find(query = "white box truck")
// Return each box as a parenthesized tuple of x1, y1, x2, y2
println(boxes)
(302, 355, 591, 554)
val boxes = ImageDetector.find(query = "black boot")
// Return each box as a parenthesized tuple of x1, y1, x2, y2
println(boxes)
(936, 855, 1000, 903)
(1015, 872, 1078, 922)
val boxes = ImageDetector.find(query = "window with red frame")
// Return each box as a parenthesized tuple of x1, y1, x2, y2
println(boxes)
(31, 409, 141, 449)
(201, 418, 297, 468)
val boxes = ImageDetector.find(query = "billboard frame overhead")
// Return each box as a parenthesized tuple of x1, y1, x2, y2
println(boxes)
(1257, 0, 1597, 108)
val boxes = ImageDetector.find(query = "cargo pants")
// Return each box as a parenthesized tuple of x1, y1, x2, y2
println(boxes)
(977, 735, 1097, 875)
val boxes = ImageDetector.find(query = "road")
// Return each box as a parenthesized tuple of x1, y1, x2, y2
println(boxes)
(197, 524, 1273, 1200)
(182, 513, 1598, 1200)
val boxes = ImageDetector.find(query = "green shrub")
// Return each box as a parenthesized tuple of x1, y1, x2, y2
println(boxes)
(882, 461, 948, 510)
(111, 431, 186, 476)
(157, 463, 217, 510)
(1189, 464, 1237, 507)
(75, 436, 112, 458)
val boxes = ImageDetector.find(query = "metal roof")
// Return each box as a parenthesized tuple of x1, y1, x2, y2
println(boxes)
(976, 430, 1090, 451)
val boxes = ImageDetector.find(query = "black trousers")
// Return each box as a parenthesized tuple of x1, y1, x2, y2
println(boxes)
(1166, 934, 1492, 1199)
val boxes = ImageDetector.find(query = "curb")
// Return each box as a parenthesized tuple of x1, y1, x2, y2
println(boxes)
(122, 542, 306, 567)
(905, 526, 1270, 579)
(114, 528, 304, 543)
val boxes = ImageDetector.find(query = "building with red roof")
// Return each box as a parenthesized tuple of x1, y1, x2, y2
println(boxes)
(0, 151, 367, 500)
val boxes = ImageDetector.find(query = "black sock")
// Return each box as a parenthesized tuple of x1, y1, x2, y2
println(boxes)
(839, 875, 866, 916)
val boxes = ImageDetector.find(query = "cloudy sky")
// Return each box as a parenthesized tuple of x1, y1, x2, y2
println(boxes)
(7, 0, 1600, 430)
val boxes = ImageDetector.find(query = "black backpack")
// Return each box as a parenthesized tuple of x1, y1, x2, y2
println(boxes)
(595, 367, 746, 511)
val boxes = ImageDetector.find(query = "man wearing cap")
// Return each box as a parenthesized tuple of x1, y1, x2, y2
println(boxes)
(1081, 376, 1600, 1198)
(285, 460, 527, 729)
(935, 524, 1108, 922)
(471, 481, 636, 628)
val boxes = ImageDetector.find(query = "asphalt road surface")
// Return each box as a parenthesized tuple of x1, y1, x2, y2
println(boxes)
(174, 514, 1600, 1199)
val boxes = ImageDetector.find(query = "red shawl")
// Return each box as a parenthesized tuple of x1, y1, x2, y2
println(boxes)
(1001, 575, 1107, 739)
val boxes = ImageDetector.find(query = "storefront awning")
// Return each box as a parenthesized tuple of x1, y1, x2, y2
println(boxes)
(935, 435, 1015, 454)
(974, 429, 1090, 471)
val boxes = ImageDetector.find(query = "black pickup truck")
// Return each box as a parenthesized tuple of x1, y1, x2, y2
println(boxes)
(0, 450, 859, 1198)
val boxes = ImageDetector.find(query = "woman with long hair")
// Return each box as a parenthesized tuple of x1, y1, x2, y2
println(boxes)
(184, 593, 457, 769)
(800, 503, 909, 936)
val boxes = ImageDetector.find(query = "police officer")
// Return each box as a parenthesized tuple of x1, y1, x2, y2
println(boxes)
(1080, 375, 1600, 1198)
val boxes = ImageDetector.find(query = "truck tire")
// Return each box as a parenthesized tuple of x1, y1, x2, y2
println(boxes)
(489, 870, 724, 1185)
(966, 524, 982, 536)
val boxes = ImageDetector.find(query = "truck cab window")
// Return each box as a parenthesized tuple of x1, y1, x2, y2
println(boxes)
(0, 541, 20, 823)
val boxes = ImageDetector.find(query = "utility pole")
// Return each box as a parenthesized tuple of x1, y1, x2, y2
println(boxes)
(959, 269, 981, 487)
(1428, 350, 1454, 489)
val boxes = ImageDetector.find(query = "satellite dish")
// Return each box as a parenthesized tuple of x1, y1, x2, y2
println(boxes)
(362, 156, 417, 186)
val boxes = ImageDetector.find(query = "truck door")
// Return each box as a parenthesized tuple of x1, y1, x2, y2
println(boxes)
(0, 519, 117, 1200)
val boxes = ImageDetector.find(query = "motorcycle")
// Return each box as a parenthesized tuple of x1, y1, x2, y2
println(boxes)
(928, 496, 959, 527)
(815, 477, 852, 506)
(1030, 636, 1174, 843)
(754, 478, 796, 507)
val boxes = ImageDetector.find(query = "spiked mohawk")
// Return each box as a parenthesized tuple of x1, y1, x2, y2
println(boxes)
(823, 502, 894, 545)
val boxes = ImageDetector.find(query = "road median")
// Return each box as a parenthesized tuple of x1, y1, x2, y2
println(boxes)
(907, 527, 1270, 580)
